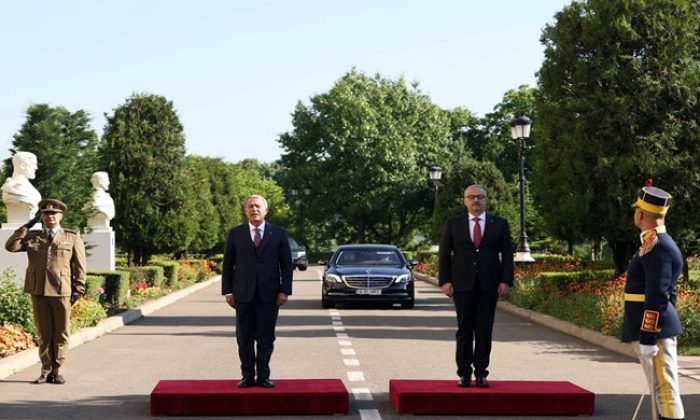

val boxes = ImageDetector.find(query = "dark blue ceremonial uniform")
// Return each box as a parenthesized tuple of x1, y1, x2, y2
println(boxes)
(622, 227, 683, 345)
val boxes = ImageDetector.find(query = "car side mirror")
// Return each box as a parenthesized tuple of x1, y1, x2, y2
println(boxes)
(299, 245, 306, 252)
(318, 260, 328, 266)
(408, 259, 419, 267)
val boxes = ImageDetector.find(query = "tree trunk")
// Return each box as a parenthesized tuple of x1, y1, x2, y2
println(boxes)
(357, 221, 366, 243)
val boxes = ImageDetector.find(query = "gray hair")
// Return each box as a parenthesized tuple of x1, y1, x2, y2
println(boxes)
(245, 194, 268, 209)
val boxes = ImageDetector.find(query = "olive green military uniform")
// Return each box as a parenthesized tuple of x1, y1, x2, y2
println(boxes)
(5, 213, 86, 378)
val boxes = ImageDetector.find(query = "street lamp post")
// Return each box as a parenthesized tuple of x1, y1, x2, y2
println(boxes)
(428, 165, 443, 208)
(510, 115, 535, 263)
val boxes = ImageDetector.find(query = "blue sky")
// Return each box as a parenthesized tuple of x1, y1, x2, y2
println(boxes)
(0, 0, 572, 164)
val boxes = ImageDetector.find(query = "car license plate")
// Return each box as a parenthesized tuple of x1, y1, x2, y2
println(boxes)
(356, 288, 381, 295)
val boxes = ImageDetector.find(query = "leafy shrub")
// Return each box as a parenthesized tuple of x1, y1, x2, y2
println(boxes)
(0, 269, 36, 338)
(151, 261, 179, 286)
(70, 298, 107, 332)
(141, 266, 165, 287)
(103, 271, 130, 306)
(126, 286, 169, 308)
(210, 254, 224, 275)
(539, 270, 616, 289)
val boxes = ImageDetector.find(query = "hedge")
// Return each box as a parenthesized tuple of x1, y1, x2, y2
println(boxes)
(151, 261, 179, 287)
(103, 271, 130, 306)
(538, 269, 617, 289)
(84, 275, 106, 301)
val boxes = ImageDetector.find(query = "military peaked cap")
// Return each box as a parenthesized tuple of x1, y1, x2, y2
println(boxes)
(39, 198, 67, 213)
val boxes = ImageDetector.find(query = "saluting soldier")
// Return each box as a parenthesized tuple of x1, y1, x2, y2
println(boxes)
(623, 180, 685, 420)
(5, 198, 87, 385)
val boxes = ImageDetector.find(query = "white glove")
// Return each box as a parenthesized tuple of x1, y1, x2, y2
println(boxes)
(639, 344, 658, 361)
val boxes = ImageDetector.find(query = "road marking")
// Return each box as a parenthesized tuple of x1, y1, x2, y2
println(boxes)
(344, 358, 360, 366)
(331, 315, 341, 320)
(338, 340, 352, 346)
(359, 409, 382, 420)
(333, 326, 345, 331)
(341, 348, 356, 355)
(347, 371, 365, 381)
(329, 309, 340, 316)
(332, 321, 343, 326)
(351, 388, 373, 400)
(336, 333, 349, 338)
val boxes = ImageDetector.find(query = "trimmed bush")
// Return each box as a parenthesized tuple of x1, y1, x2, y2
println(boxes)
(103, 271, 130, 306)
(210, 254, 224, 274)
(141, 266, 165, 287)
(85, 275, 107, 302)
(538, 270, 617, 289)
(151, 261, 179, 287)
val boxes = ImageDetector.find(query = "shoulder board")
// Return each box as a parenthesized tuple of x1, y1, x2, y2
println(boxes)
(63, 229, 77, 234)
(639, 230, 658, 256)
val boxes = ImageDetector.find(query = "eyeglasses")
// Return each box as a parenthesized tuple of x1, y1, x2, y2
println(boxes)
(465, 195, 487, 200)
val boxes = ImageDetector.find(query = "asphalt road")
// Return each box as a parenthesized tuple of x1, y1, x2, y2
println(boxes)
(1, 266, 698, 419)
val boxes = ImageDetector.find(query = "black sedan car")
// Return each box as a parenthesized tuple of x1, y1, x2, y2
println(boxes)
(321, 244, 418, 309)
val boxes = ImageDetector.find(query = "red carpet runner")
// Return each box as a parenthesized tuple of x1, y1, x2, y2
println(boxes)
(150, 379, 348, 416)
(390, 379, 595, 415)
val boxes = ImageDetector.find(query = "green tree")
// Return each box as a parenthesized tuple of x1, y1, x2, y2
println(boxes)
(279, 69, 453, 245)
(2, 104, 99, 229)
(99, 93, 191, 265)
(534, 0, 700, 273)
(230, 159, 292, 231)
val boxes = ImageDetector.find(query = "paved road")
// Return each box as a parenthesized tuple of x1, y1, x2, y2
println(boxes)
(1, 266, 698, 419)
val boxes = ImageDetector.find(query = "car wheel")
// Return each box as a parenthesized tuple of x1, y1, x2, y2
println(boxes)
(401, 300, 414, 309)
(299, 265, 308, 271)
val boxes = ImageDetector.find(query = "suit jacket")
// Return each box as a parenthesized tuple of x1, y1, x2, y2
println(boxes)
(221, 222, 293, 303)
(5, 227, 87, 297)
(622, 228, 683, 344)
(438, 213, 514, 292)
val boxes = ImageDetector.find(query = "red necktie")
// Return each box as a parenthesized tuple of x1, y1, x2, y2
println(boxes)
(472, 218, 481, 248)
(253, 228, 262, 247)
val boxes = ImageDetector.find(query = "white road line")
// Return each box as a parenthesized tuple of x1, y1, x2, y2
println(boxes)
(338, 340, 352, 346)
(359, 409, 382, 420)
(343, 358, 360, 366)
(331, 315, 341, 320)
(341, 348, 356, 355)
(336, 333, 349, 338)
(333, 326, 345, 331)
(332, 321, 343, 326)
(351, 388, 373, 400)
(329, 310, 340, 315)
(347, 371, 365, 381)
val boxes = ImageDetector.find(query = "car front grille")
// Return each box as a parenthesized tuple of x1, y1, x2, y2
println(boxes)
(343, 276, 393, 288)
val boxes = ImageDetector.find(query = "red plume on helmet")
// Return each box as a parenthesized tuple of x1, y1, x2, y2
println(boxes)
(645, 179, 653, 187)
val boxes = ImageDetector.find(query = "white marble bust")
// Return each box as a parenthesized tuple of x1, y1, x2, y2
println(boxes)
(86, 171, 115, 230)
(2, 151, 42, 223)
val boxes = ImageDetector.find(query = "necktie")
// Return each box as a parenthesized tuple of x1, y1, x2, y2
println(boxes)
(472, 218, 481, 248)
(47, 230, 54, 242)
(253, 228, 262, 247)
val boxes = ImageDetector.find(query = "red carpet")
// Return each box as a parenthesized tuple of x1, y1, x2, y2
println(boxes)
(390, 379, 595, 415)
(150, 379, 348, 416)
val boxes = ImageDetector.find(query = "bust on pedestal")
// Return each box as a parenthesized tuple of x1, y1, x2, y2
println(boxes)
(2, 151, 41, 228)
(1, 151, 42, 284)
(83, 171, 116, 271)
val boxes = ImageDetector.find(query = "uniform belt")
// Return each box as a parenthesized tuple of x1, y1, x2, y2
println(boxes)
(624, 293, 645, 302)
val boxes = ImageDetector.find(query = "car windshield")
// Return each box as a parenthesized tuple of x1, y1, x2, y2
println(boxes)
(335, 249, 402, 266)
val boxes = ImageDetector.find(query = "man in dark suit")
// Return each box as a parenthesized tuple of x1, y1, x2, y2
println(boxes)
(222, 194, 293, 388)
(623, 181, 684, 420)
(438, 184, 513, 388)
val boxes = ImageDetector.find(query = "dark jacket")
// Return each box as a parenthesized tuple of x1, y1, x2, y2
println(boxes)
(438, 213, 514, 292)
(221, 222, 293, 303)
(623, 229, 683, 344)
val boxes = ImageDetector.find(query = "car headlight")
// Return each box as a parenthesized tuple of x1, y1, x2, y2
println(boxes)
(395, 274, 410, 283)
(325, 274, 342, 283)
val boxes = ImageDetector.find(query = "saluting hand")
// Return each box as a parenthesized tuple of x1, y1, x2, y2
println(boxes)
(22, 212, 41, 229)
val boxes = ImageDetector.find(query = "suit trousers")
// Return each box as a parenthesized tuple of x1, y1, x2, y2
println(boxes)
(235, 288, 279, 380)
(31, 295, 71, 376)
(633, 339, 685, 419)
(453, 280, 498, 378)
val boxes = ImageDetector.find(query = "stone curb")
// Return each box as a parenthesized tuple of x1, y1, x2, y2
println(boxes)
(414, 272, 700, 381)
(0, 275, 221, 380)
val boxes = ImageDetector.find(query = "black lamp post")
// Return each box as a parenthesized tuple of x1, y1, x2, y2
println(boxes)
(428, 165, 443, 208)
(510, 115, 534, 262)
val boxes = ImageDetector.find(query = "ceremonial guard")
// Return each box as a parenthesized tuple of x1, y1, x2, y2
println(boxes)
(623, 180, 684, 420)
(5, 199, 87, 385)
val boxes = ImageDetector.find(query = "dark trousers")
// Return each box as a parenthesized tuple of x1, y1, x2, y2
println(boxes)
(453, 280, 498, 378)
(235, 289, 279, 380)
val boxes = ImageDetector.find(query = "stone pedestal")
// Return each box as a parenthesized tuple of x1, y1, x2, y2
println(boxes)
(83, 228, 115, 271)
(0, 222, 40, 286)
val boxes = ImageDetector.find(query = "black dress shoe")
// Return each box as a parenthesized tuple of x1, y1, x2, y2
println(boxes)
(457, 377, 471, 387)
(257, 378, 274, 388)
(237, 377, 255, 388)
(475, 376, 489, 388)
(52, 375, 66, 385)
